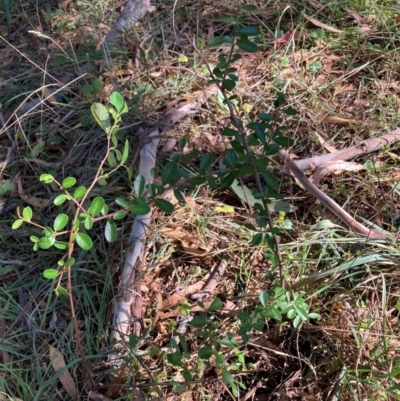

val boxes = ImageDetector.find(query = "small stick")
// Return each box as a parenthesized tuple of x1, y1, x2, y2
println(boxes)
(0, 107, 16, 168)
(191, 254, 229, 301)
(293, 129, 400, 171)
(279, 149, 390, 240)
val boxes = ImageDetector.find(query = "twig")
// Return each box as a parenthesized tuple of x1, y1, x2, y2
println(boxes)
(0, 259, 29, 266)
(191, 254, 229, 301)
(279, 149, 390, 240)
(293, 129, 400, 171)
(0, 107, 16, 168)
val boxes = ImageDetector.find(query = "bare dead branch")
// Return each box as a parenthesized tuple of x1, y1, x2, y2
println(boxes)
(279, 149, 391, 240)
(294, 129, 400, 171)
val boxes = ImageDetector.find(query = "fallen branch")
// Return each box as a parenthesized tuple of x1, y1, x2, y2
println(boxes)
(293, 129, 400, 171)
(278, 149, 391, 240)
(111, 85, 218, 344)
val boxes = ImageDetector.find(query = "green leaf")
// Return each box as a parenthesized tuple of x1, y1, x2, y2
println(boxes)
(22, 206, 33, 221)
(73, 186, 86, 199)
(109, 92, 124, 113)
(220, 334, 238, 348)
(236, 37, 258, 53)
(121, 139, 130, 164)
(53, 214, 68, 231)
(287, 308, 296, 319)
(273, 136, 294, 147)
(190, 313, 208, 328)
(208, 297, 223, 311)
(263, 306, 282, 320)
(105, 220, 117, 242)
(107, 151, 117, 167)
(62, 177, 76, 189)
(12, 219, 23, 229)
(242, 4, 257, 10)
(91, 102, 111, 134)
(237, 26, 259, 36)
(167, 351, 183, 367)
(38, 237, 53, 250)
(113, 211, 127, 220)
(208, 35, 228, 46)
(75, 233, 93, 250)
(222, 368, 234, 385)
(221, 171, 239, 187)
(90, 197, 105, 217)
(84, 216, 93, 230)
(294, 305, 308, 320)
(162, 161, 179, 185)
(115, 197, 128, 207)
(308, 60, 323, 73)
(200, 153, 213, 171)
(40, 174, 54, 184)
(129, 203, 151, 215)
(154, 198, 174, 213)
(259, 290, 269, 307)
(221, 127, 239, 136)
(54, 241, 68, 250)
(65, 257, 75, 267)
(223, 79, 236, 91)
(283, 107, 297, 116)
(134, 175, 146, 197)
(55, 286, 69, 297)
(293, 315, 302, 328)
(198, 345, 213, 360)
(308, 312, 321, 320)
(43, 269, 59, 279)
(262, 171, 279, 190)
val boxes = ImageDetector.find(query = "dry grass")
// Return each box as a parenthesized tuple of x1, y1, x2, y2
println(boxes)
(2, 0, 400, 400)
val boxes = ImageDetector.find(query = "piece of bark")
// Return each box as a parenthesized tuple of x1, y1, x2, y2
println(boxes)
(103, 0, 154, 48)
(294, 129, 400, 171)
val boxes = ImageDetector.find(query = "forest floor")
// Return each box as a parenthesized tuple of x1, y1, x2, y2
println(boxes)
(2, 0, 400, 400)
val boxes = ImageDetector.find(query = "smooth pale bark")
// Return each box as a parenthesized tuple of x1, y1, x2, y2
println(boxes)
(110, 86, 219, 343)
(294, 129, 400, 171)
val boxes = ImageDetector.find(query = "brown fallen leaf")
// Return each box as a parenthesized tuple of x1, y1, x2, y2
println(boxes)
(309, 160, 365, 185)
(313, 132, 337, 153)
(306, 0, 323, 10)
(49, 345, 78, 399)
(304, 13, 344, 33)
(271, 31, 305, 44)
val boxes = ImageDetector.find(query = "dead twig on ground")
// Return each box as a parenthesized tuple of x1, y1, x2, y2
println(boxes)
(293, 129, 400, 171)
(191, 254, 229, 301)
(279, 149, 390, 240)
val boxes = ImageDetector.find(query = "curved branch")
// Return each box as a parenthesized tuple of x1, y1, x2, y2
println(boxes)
(279, 149, 391, 240)
(294, 129, 400, 171)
